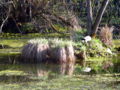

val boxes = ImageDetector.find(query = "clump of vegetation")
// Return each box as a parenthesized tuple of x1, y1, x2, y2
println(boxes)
(87, 39, 112, 57)
(21, 38, 49, 63)
(21, 38, 75, 76)
(99, 25, 114, 46)
(74, 38, 113, 58)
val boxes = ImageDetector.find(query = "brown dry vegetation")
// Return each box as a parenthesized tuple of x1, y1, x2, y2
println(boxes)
(99, 25, 113, 46)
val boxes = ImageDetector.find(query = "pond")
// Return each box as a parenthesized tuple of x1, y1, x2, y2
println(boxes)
(0, 39, 120, 90)
(0, 61, 119, 90)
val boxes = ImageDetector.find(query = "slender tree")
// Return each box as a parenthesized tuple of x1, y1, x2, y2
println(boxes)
(91, 0, 110, 37)
(86, 0, 93, 35)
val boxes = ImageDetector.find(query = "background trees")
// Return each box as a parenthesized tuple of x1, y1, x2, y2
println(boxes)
(86, 0, 110, 37)
(0, 0, 120, 35)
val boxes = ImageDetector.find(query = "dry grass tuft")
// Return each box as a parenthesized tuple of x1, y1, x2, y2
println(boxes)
(99, 25, 114, 46)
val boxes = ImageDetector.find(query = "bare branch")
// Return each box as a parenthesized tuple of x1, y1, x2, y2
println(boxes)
(0, 5, 11, 33)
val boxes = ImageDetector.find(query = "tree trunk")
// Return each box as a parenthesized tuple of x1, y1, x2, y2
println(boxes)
(86, 0, 93, 35)
(91, 0, 110, 37)
(29, 0, 32, 21)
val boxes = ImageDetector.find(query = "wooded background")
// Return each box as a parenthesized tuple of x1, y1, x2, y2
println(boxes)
(0, 0, 120, 35)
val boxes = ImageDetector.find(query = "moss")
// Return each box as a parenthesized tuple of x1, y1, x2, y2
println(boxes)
(49, 38, 73, 48)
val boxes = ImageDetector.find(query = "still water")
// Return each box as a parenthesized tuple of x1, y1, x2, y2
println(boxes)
(0, 62, 119, 90)
(0, 54, 119, 90)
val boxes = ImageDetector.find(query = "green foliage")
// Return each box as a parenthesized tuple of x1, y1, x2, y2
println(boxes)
(88, 60, 103, 73)
(28, 38, 49, 44)
(88, 39, 114, 57)
(74, 64, 83, 74)
(28, 38, 74, 48)
(0, 39, 26, 48)
(21, 23, 34, 33)
(49, 38, 73, 48)
(74, 38, 112, 57)
(74, 42, 86, 53)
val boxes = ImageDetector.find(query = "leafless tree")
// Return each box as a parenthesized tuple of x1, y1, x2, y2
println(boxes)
(92, 0, 110, 37)
(86, 0, 110, 37)
(0, 0, 13, 33)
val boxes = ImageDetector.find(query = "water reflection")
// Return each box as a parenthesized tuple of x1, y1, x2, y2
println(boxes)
(0, 53, 119, 84)
(0, 64, 60, 83)
(19, 64, 60, 76)
(0, 75, 39, 83)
